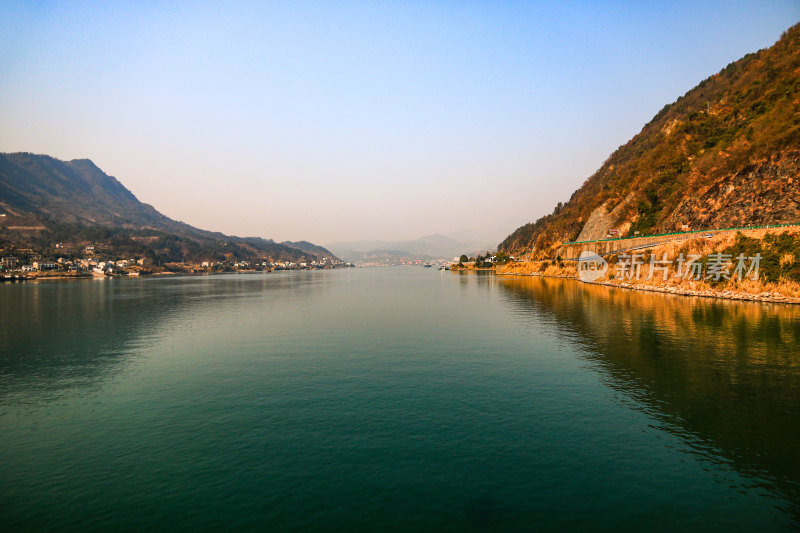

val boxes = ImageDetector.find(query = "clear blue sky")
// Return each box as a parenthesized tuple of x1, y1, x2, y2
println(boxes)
(1, 1, 797, 245)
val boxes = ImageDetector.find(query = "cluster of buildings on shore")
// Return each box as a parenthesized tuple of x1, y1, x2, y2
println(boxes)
(1, 245, 350, 276)
(201, 256, 348, 270)
(1, 254, 147, 276)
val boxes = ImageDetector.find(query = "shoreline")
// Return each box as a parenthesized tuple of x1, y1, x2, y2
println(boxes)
(491, 227, 800, 306)
(495, 271, 800, 305)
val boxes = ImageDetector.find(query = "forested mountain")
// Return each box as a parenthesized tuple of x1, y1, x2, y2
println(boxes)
(0, 153, 338, 265)
(500, 23, 800, 257)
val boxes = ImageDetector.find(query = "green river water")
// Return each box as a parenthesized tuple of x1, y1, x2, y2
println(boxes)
(1, 268, 799, 531)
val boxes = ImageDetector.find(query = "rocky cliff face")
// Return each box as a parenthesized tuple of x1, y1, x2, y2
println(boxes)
(574, 205, 612, 242)
(664, 151, 800, 230)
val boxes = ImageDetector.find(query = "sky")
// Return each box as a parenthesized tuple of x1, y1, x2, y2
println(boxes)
(1, 1, 798, 245)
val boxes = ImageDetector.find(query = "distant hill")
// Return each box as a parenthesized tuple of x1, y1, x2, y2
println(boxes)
(500, 23, 800, 257)
(281, 240, 337, 259)
(0, 153, 339, 265)
(333, 249, 437, 264)
(328, 233, 494, 261)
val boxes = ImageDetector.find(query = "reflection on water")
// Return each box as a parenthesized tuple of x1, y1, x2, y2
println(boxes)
(499, 276, 800, 515)
(3, 270, 800, 530)
(0, 274, 324, 404)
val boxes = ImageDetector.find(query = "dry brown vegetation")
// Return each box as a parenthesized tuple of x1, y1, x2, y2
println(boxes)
(497, 228, 800, 303)
(500, 23, 800, 258)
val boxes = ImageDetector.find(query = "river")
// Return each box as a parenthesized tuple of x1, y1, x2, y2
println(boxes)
(1, 268, 799, 531)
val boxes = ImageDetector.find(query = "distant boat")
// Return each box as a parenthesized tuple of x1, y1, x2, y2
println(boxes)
(424, 263, 432, 268)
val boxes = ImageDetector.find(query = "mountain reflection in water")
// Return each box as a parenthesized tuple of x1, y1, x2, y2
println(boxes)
(499, 275, 800, 516)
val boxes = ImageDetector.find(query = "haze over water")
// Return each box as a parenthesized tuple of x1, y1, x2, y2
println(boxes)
(1, 269, 799, 531)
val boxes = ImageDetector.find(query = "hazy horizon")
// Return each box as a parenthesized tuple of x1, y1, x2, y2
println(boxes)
(1, 1, 798, 244)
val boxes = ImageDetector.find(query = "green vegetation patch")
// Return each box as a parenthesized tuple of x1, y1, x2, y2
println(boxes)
(723, 231, 800, 283)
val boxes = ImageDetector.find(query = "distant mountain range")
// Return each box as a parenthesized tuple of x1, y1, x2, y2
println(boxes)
(0, 153, 339, 265)
(328, 233, 495, 263)
(500, 23, 800, 257)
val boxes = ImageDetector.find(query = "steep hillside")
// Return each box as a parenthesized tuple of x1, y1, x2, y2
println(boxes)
(0, 153, 208, 236)
(500, 23, 800, 257)
(0, 153, 339, 265)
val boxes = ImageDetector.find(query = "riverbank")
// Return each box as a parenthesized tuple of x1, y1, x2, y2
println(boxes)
(490, 228, 800, 305)
(498, 269, 800, 305)
(15, 271, 93, 281)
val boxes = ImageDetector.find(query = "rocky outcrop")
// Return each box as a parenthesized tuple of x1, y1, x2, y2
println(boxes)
(664, 151, 800, 230)
(575, 205, 613, 241)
